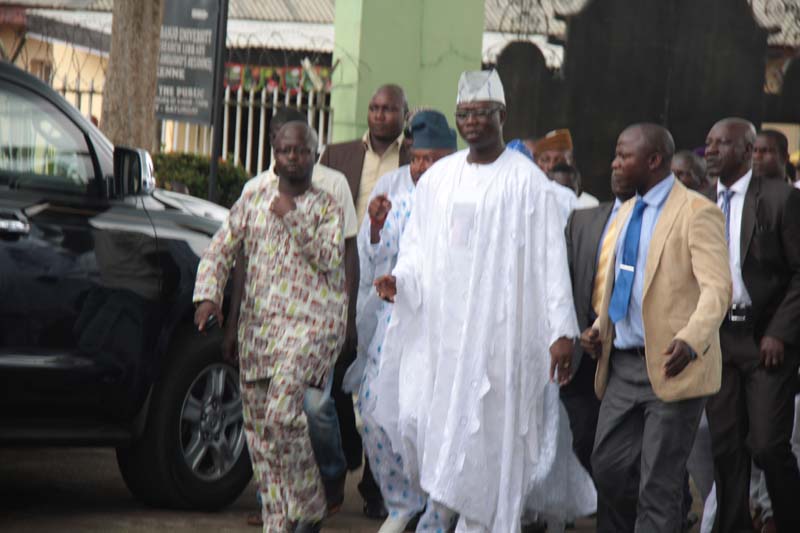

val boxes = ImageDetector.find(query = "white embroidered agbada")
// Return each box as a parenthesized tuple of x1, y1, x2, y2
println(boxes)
(346, 165, 430, 520)
(372, 147, 594, 531)
(344, 165, 416, 394)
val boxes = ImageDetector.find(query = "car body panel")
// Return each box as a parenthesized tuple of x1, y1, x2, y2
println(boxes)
(0, 61, 224, 435)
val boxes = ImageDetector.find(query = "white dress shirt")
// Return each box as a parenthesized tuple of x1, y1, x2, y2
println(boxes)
(576, 191, 600, 209)
(717, 169, 753, 306)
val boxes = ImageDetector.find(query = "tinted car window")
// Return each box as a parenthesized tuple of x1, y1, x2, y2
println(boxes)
(0, 82, 94, 195)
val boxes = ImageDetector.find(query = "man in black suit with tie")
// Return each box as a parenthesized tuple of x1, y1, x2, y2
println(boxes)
(704, 118, 800, 533)
(563, 173, 634, 473)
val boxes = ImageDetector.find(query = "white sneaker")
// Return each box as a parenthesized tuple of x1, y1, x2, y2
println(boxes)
(377, 515, 409, 533)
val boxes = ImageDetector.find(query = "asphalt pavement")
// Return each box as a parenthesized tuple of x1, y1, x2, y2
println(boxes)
(0, 447, 605, 532)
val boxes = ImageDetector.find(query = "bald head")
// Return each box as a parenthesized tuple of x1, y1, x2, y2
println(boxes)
(622, 123, 675, 170)
(368, 84, 408, 144)
(715, 118, 757, 144)
(372, 84, 407, 108)
(269, 107, 307, 144)
(276, 121, 318, 152)
(612, 123, 675, 195)
(705, 117, 755, 185)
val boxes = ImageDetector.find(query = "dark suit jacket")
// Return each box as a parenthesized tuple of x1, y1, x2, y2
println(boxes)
(565, 201, 615, 368)
(319, 138, 410, 201)
(706, 176, 800, 345)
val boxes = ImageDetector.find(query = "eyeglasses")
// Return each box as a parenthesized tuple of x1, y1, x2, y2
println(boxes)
(454, 107, 501, 121)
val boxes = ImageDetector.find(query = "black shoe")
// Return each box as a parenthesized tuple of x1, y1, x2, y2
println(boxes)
(294, 520, 322, 533)
(521, 521, 547, 533)
(363, 499, 388, 520)
(322, 474, 346, 514)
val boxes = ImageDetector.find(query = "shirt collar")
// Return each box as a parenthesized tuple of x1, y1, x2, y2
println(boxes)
(362, 130, 404, 155)
(717, 169, 753, 197)
(636, 174, 675, 207)
(612, 197, 623, 212)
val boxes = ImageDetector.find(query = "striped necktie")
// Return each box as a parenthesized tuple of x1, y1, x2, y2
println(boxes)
(592, 213, 622, 315)
(720, 189, 734, 244)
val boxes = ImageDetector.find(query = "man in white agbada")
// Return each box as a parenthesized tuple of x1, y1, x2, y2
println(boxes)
(372, 71, 596, 532)
(344, 110, 458, 533)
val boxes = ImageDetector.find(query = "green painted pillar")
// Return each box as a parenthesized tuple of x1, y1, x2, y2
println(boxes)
(329, 0, 485, 143)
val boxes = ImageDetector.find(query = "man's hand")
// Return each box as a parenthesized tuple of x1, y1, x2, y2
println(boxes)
(368, 195, 392, 228)
(663, 339, 693, 378)
(580, 328, 602, 359)
(221, 321, 238, 365)
(270, 193, 296, 218)
(549, 337, 575, 386)
(368, 194, 392, 243)
(760, 336, 785, 369)
(374, 275, 397, 302)
(195, 300, 223, 332)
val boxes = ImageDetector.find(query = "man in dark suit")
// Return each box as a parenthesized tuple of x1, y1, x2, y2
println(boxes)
(318, 84, 409, 518)
(563, 173, 634, 475)
(704, 117, 800, 533)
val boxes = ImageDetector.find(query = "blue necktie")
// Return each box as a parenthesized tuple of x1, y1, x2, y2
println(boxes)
(720, 189, 734, 244)
(608, 198, 647, 323)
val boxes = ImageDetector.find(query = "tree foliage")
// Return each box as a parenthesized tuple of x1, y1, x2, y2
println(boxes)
(154, 152, 251, 208)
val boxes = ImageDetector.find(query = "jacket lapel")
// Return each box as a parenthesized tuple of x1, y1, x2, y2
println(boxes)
(740, 176, 759, 261)
(702, 184, 716, 203)
(643, 180, 684, 297)
(583, 202, 615, 309)
(348, 144, 367, 202)
(590, 202, 615, 254)
(597, 199, 634, 335)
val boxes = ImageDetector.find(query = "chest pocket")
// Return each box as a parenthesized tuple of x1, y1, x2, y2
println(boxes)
(450, 202, 477, 249)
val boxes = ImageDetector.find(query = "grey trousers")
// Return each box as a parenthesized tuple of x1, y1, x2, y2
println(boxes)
(591, 349, 706, 533)
(687, 412, 715, 503)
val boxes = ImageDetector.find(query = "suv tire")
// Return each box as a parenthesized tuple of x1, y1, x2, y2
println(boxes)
(116, 328, 252, 510)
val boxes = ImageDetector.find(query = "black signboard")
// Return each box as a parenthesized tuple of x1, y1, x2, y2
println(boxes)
(156, 0, 219, 124)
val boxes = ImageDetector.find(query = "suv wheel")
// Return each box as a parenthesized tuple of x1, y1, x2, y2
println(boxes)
(116, 328, 252, 509)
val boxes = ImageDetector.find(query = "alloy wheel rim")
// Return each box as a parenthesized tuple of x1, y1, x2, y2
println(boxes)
(179, 364, 245, 481)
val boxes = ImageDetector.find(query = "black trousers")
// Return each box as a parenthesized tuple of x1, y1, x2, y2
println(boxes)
(706, 322, 800, 533)
(332, 348, 382, 503)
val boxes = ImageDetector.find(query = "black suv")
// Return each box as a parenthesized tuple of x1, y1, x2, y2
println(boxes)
(0, 61, 251, 510)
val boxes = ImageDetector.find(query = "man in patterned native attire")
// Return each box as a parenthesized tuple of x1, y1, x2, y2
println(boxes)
(193, 122, 346, 533)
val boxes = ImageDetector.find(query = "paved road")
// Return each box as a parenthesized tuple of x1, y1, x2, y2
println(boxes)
(0, 447, 608, 532)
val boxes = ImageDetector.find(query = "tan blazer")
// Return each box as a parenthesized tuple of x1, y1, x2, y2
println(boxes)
(593, 179, 732, 402)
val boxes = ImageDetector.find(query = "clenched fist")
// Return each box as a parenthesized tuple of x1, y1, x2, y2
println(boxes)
(374, 275, 397, 303)
(270, 193, 296, 218)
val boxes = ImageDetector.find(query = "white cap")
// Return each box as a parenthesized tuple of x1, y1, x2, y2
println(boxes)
(456, 70, 506, 106)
